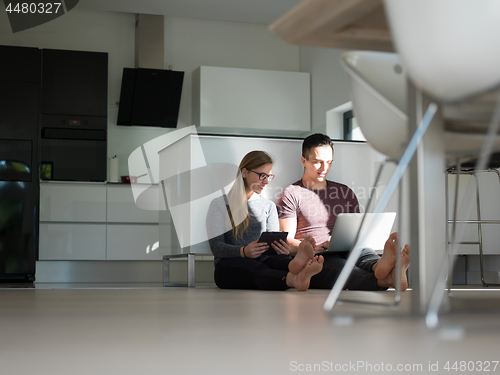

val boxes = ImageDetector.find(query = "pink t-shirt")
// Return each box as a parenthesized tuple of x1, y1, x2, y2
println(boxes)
(276, 179, 359, 244)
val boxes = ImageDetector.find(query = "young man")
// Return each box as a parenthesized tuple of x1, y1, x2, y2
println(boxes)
(276, 133, 410, 290)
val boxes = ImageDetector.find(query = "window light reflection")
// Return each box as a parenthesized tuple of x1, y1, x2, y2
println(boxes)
(145, 241, 160, 254)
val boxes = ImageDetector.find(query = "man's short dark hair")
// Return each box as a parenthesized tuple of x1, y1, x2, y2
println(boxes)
(302, 133, 334, 159)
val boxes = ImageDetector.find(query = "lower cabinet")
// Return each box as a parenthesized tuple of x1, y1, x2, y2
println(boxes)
(106, 225, 160, 260)
(39, 183, 160, 261)
(39, 223, 106, 260)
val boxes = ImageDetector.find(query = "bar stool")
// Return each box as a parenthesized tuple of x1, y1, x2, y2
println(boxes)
(447, 154, 500, 287)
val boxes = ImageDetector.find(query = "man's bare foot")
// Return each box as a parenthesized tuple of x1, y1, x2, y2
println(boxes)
(397, 244, 411, 290)
(289, 236, 316, 274)
(373, 232, 399, 280)
(287, 255, 324, 291)
(377, 244, 411, 290)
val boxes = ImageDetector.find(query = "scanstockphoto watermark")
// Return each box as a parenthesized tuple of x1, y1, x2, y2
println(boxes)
(291, 360, 423, 373)
(3, 0, 79, 33)
(289, 360, 499, 372)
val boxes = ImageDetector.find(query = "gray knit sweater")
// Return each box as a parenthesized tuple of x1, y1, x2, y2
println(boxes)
(206, 194, 279, 262)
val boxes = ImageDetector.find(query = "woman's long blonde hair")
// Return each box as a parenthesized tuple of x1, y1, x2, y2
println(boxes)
(226, 151, 274, 239)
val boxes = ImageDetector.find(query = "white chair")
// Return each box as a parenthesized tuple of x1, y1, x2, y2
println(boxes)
(340, 50, 500, 163)
(382, 0, 500, 327)
(323, 50, 500, 314)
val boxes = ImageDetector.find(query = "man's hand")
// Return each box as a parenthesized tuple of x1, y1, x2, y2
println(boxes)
(315, 241, 329, 253)
(279, 217, 300, 256)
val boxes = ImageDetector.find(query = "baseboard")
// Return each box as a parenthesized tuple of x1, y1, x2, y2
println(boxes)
(35, 260, 215, 284)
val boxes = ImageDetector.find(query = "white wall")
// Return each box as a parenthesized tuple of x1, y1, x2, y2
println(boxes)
(164, 16, 301, 129)
(110, 16, 302, 177)
(300, 46, 351, 132)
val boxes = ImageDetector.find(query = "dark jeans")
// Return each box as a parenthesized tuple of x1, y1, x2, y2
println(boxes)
(214, 248, 384, 291)
(309, 248, 384, 291)
(214, 255, 292, 290)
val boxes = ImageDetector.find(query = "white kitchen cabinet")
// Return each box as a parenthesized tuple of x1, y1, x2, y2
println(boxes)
(40, 183, 106, 222)
(107, 184, 159, 223)
(39, 183, 107, 261)
(159, 210, 174, 256)
(39, 182, 160, 261)
(192, 66, 310, 134)
(39, 223, 106, 260)
(106, 224, 160, 260)
(106, 184, 160, 260)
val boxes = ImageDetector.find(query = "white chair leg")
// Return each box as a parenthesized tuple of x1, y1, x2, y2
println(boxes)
(324, 103, 438, 313)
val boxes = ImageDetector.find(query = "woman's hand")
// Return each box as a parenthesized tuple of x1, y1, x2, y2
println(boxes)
(271, 239, 291, 256)
(242, 240, 268, 259)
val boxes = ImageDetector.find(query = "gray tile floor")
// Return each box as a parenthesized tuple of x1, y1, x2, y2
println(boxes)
(1, 285, 500, 375)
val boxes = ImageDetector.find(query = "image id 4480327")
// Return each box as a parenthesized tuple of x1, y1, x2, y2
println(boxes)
(3, 0, 79, 33)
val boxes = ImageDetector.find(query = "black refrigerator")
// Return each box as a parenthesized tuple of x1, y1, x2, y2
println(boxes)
(0, 45, 40, 282)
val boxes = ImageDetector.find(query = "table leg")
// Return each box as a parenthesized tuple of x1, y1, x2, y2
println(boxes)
(408, 83, 447, 314)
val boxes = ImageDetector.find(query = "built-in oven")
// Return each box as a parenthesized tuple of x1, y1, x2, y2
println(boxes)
(40, 115, 107, 182)
(40, 48, 108, 182)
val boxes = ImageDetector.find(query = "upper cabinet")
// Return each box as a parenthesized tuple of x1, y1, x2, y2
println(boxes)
(0, 45, 41, 83)
(41, 49, 108, 118)
(0, 46, 41, 141)
(192, 66, 311, 135)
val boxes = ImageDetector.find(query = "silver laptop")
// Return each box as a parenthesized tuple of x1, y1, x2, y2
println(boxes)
(317, 212, 396, 254)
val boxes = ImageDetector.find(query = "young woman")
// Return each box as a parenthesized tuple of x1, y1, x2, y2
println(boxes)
(206, 150, 323, 291)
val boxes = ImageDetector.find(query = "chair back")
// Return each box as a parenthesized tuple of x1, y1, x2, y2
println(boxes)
(341, 50, 408, 160)
(384, 0, 500, 102)
(341, 50, 500, 163)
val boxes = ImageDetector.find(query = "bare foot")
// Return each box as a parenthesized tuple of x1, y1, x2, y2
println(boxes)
(397, 244, 411, 290)
(287, 255, 324, 291)
(373, 232, 398, 280)
(289, 236, 315, 274)
(377, 244, 411, 290)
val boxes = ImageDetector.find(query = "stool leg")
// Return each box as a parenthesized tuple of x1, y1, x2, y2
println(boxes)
(187, 253, 195, 288)
(448, 164, 461, 290)
(474, 173, 487, 286)
(444, 169, 450, 290)
(163, 258, 170, 287)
